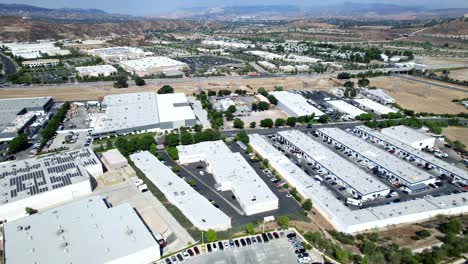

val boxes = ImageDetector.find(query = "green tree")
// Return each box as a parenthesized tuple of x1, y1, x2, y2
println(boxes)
(158, 85, 174, 94)
(249, 121, 256, 128)
(207, 90, 216, 96)
(277, 216, 290, 229)
(180, 131, 193, 145)
(440, 218, 462, 234)
(106, 139, 113, 150)
(166, 147, 179, 160)
(233, 118, 244, 129)
(245, 223, 255, 234)
(134, 76, 146, 86)
(113, 75, 128, 88)
(286, 117, 297, 127)
(187, 179, 197, 187)
(258, 87, 268, 97)
(337, 72, 351, 79)
(149, 143, 157, 155)
(275, 118, 286, 127)
(257, 101, 270, 111)
(344, 81, 355, 88)
(302, 199, 313, 211)
(171, 165, 180, 172)
(318, 115, 329, 124)
(166, 133, 179, 147)
(235, 130, 249, 144)
(227, 105, 237, 113)
(358, 78, 370, 87)
(193, 124, 203, 132)
(267, 94, 278, 105)
(260, 118, 274, 128)
(206, 229, 218, 242)
(8, 134, 29, 154)
(25, 207, 37, 215)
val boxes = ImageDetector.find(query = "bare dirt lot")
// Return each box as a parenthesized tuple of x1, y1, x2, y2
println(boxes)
(448, 68, 468, 82)
(0, 76, 336, 101)
(443, 126, 468, 150)
(369, 76, 468, 114)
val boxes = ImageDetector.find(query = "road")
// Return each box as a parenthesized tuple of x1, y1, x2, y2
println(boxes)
(0, 53, 18, 83)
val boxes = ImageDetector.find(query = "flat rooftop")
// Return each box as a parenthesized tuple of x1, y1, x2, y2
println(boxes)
(366, 89, 394, 100)
(0, 97, 52, 112)
(89, 46, 145, 56)
(381, 125, 433, 144)
(328, 100, 366, 118)
(0, 148, 100, 205)
(355, 126, 468, 181)
(276, 130, 389, 196)
(177, 141, 278, 214)
(354, 98, 397, 115)
(130, 151, 231, 231)
(269, 91, 324, 117)
(120, 56, 187, 71)
(76, 65, 117, 74)
(317, 128, 434, 185)
(3, 196, 159, 264)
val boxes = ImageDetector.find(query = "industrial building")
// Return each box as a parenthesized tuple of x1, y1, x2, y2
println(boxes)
(316, 128, 436, 192)
(91, 92, 196, 138)
(177, 141, 279, 216)
(354, 98, 398, 115)
(2, 196, 160, 264)
(202, 40, 252, 49)
(353, 126, 467, 184)
(258, 61, 277, 70)
(0, 97, 54, 141)
(130, 151, 231, 231)
(381, 125, 435, 150)
(248, 132, 468, 234)
(364, 89, 396, 104)
(269, 91, 324, 118)
(75, 65, 118, 78)
(87, 46, 148, 63)
(22, 59, 60, 68)
(120, 56, 189, 77)
(0, 148, 103, 222)
(2, 42, 70, 59)
(274, 131, 390, 201)
(327, 100, 367, 119)
(101, 149, 128, 170)
(245, 50, 284, 60)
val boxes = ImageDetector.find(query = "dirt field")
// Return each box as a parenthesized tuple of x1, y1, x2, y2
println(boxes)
(375, 224, 443, 251)
(443, 126, 468, 150)
(0, 76, 336, 101)
(448, 68, 468, 82)
(369, 76, 468, 114)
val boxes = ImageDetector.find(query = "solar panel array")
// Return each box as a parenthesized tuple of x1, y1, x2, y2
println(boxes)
(0, 148, 99, 204)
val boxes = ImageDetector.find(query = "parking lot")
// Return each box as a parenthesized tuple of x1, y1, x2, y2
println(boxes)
(178, 56, 240, 75)
(44, 130, 90, 152)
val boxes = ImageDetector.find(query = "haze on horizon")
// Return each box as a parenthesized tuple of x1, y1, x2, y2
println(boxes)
(0, 0, 467, 16)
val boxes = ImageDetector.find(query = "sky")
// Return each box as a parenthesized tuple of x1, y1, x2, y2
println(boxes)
(1, 0, 467, 15)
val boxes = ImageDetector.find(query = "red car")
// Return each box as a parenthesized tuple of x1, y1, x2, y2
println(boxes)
(273, 232, 280, 239)
(193, 246, 200, 255)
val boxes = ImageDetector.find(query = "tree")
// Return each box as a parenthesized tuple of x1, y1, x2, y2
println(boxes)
(235, 130, 249, 144)
(149, 143, 157, 155)
(187, 179, 197, 187)
(8, 134, 29, 154)
(249, 122, 256, 128)
(171, 165, 180, 172)
(113, 75, 128, 88)
(233, 118, 244, 129)
(158, 85, 174, 94)
(166, 147, 179, 160)
(260, 118, 274, 128)
(166, 133, 179, 147)
(318, 115, 329, 124)
(180, 131, 193, 145)
(207, 90, 216, 96)
(439, 218, 462, 234)
(277, 216, 290, 229)
(337, 72, 351, 80)
(25, 207, 37, 215)
(134, 76, 146, 86)
(302, 199, 313, 211)
(206, 229, 218, 242)
(258, 87, 268, 97)
(344, 81, 355, 88)
(286, 117, 297, 127)
(267, 94, 278, 105)
(227, 105, 236, 113)
(106, 139, 113, 150)
(245, 223, 255, 234)
(257, 101, 269, 111)
(225, 111, 234, 121)
(193, 124, 203, 132)
(358, 78, 370, 87)
(275, 118, 286, 127)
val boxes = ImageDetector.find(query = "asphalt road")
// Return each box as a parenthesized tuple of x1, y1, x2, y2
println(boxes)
(0, 53, 18, 83)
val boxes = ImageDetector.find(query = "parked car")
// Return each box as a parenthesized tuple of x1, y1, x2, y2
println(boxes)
(273, 232, 280, 239)
(234, 240, 240, 247)
(256, 235, 263, 243)
(176, 254, 183, 262)
(207, 243, 212, 252)
(262, 233, 269, 243)
(267, 233, 274, 240)
(240, 238, 247, 247)
(187, 249, 194, 257)
(218, 241, 224, 250)
(246, 237, 252, 245)
(229, 240, 235, 248)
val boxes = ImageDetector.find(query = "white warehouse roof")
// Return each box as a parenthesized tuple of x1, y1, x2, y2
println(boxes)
(317, 128, 434, 185)
(381, 125, 433, 145)
(76, 65, 117, 76)
(276, 131, 389, 196)
(120, 56, 188, 72)
(177, 141, 279, 216)
(328, 100, 366, 118)
(354, 98, 397, 115)
(269, 91, 324, 117)
(130, 151, 231, 231)
(3, 196, 160, 264)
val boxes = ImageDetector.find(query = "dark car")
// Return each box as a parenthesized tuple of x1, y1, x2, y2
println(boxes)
(435, 182, 444, 187)
(193, 246, 200, 255)
(177, 254, 184, 261)
(218, 241, 224, 250)
(256, 235, 263, 243)
(188, 249, 194, 257)
(207, 243, 212, 252)
(170, 256, 177, 263)
(287, 232, 297, 240)
(295, 248, 306, 254)
(234, 240, 240, 247)
(246, 237, 252, 245)
(240, 238, 247, 247)
(273, 232, 280, 239)
(165, 258, 172, 264)
(267, 233, 274, 240)
(262, 233, 269, 243)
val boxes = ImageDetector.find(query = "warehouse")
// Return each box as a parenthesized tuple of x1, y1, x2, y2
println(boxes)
(258, 61, 277, 70)
(120, 56, 189, 77)
(0, 97, 54, 141)
(316, 128, 436, 191)
(274, 131, 390, 201)
(130, 151, 231, 231)
(365, 89, 396, 104)
(3, 42, 70, 59)
(75, 65, 117, 78)
(177, 141, 279, 216)
(353, 125, 467, 184)
(91, 92, 196, 138)
(87, 46, 147, 63)
(3, 196, 160, 264)
(269, 91, 324, 118)
(354, 98, 398, 115)
(381, 125, 435, 150)
(22, 59, 60, 68)
(248, 133, 468, 234)
(0, 148, 103, 222)
(327, 100, 366, 119)
(101, 149, 128, 170)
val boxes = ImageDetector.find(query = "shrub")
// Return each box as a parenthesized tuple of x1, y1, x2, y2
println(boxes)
(166, 147, 179, 160)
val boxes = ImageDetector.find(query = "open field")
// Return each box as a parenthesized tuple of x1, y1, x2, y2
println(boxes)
(369, 76, 468, 114)
(443, 126, 468, 150)
(0, 76, 335, 101)
(448, 68, 468, 82)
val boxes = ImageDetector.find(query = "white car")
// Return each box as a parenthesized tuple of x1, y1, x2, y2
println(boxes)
(131, 177, 144, 186)
(182, 251, 190, 259)
(199, 171, 205, 176)
(138, 184, 148, 192)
